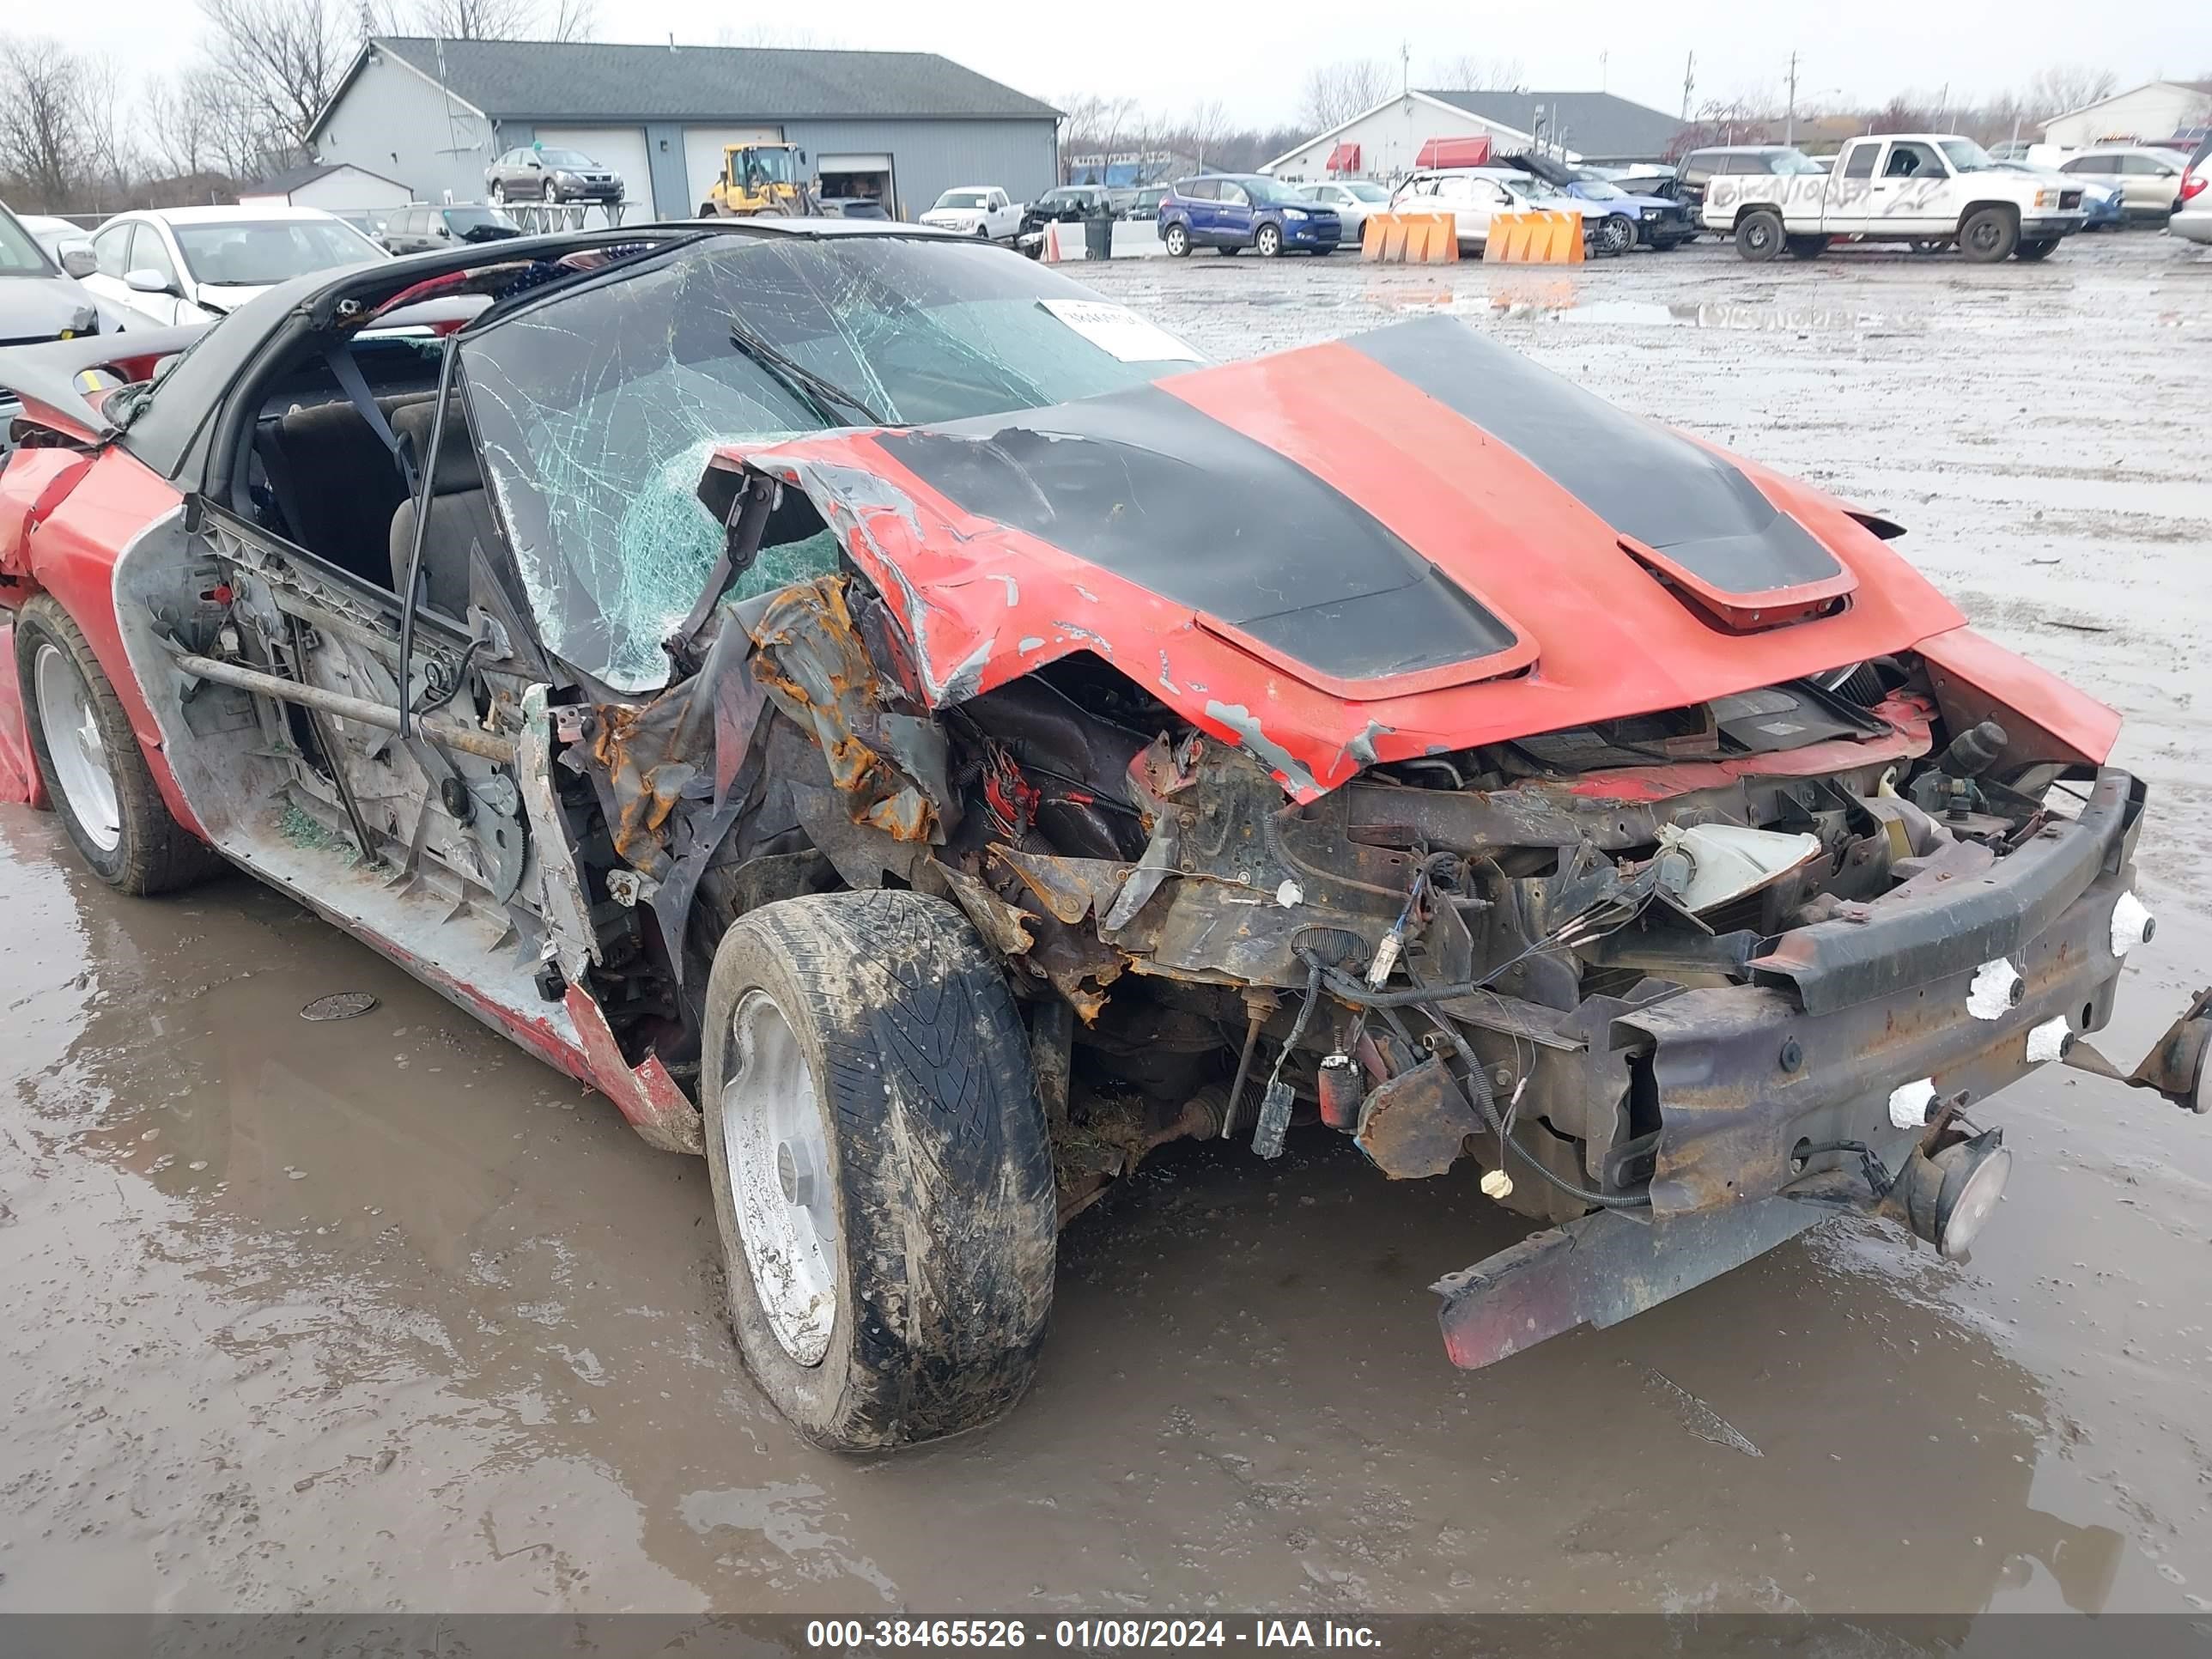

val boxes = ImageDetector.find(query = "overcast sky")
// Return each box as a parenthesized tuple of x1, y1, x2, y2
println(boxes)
(73, 0, 2212, 130)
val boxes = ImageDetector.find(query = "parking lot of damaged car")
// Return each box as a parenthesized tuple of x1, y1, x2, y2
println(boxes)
(3, 231, 2210, 1617)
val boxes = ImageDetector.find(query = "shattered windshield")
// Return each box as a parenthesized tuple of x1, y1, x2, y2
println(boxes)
(459, 233, 1205, 691)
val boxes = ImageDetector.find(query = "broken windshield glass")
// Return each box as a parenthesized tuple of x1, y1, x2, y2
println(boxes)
(459, 234, 1204, 692)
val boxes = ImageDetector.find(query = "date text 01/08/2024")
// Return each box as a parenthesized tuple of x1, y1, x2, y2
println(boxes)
(804, 1620, 1383, 1650)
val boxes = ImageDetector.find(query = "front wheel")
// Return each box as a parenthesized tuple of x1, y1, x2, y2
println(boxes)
(1959, 206, 2020, 264)
(701, 890, 1056, 1450)
(15, 594, 220, 895)
(2017, 237, 2061, 261)
(1255, 222, 1282, 257)
(1595, 215, 1634, 256)
(1163, 222, 1189, 257)
(541, 179, 558, 204)
(1735, 210, 1784, 261)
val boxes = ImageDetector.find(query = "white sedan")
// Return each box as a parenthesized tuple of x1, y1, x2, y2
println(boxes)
(919, 186, 1023, 240)
(76, 205, 388, 327)
(1389, 168, 1580, 253)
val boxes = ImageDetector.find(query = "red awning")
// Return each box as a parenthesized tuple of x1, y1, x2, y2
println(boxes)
(1414, 135, 1492, 169)
(1326, 143, 1361, 173)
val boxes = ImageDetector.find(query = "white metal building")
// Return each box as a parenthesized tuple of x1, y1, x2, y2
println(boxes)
(236, 162, 412, 214)
(1264, 88, 1682, 182)
(307, 37, 1061, 222)
(2041, 81, 2212, 149)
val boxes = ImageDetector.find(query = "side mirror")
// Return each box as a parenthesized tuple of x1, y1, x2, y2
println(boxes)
(125, 267, 176, 296)
(61, 244, 96, 279)
(526, 156, 543, 169)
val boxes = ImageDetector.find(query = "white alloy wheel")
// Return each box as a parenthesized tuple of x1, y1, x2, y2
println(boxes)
(720, 988, 838, 1365)
(33, 641, 120, 852)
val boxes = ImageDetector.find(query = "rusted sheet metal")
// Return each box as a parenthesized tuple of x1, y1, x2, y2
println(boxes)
(746, 576, 947, 845)
(1621, 866, 2130, 1216)
(1355, 1058, 1480, 1178)
(590, 696, 703, 872)
(562, 984, 702, 1155)
(928, 860, 1037, 957)
(2126, 987, 2211, 1110)
(991, 845, 1132, 926)
(1433, 1198, 1827, 1370)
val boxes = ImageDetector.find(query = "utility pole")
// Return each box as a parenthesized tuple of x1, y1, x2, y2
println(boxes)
(1681, 52, 1695, 125)
(1599, 51, 1608, 94)
(1785, 51, 1799, 146)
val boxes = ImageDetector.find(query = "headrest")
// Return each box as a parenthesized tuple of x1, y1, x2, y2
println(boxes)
(390, 398, 482, 496)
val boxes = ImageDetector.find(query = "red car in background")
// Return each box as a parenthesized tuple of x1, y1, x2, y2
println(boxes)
(3, 221, 2205, 1452)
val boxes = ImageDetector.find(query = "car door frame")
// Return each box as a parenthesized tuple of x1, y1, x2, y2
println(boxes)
(1214, 178, 1256, 246)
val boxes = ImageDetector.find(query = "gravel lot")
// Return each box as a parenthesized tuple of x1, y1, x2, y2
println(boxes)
(3, 230, 2209, 1619)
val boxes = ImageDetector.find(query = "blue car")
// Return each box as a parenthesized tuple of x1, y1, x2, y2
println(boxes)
(1158, 174, 1341, 257)
(1994, 161, 2124, 229)
(1499, 154, 1694, 252)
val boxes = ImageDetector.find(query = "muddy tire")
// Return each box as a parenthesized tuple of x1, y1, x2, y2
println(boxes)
(701, 889, 1055, 1450)
(1163, 222, 1190, 257)
(15, 594, 220, 896)
(1735, 210, 1783, 261)
(2017, 237, 2061, 262)
(1959, 205, 2019, 264)
(1785, 234, 1829, 260)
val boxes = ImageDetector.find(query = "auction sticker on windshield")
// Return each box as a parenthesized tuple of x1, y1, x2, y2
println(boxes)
(1039, 299, 1202, 363)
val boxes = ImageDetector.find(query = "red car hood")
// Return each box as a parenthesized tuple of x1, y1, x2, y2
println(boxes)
(708, 315, 2060, 798)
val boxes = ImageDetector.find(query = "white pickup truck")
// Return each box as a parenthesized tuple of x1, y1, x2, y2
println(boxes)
(918, 185, 1024, 241)
(1702, 134, 2088, 263)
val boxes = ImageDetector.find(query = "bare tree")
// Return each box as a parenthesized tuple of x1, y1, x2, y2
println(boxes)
(1427, 53, 1522, 91)
(147, 74, 216, 180)
(397, 0, 538, 37)
(0, 35, 91, 209)
(75, 53, 144, 211)
(2026, 65, 2117, 118)
(1184, 98, 1227, 170)
(198, 0, 356, 157)
(1297, 59, 1393, 133)
(544, 0, 596, 43)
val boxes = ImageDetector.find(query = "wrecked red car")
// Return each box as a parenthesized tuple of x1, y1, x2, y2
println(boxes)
(3, 222, 2205, 1450)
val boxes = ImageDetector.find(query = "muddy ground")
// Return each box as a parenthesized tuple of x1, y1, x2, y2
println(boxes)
(3, 231, 2209, 1618)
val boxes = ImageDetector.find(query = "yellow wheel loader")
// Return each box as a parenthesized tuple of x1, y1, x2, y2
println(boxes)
(699, 143, 821, 217)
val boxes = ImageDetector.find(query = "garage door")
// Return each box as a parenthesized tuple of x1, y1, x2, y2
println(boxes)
(817, 152, 896, 216)
(682, 125, 783, 214)
(532, 125, 657, 216)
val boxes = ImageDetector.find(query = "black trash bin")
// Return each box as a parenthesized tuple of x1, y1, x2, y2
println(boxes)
(1084, 211, 1114, 260)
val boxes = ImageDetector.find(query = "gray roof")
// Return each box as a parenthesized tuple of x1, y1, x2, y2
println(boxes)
(247, 160, 404, 194)
(1418, 89, 1681, 159)
(362, 36, 1058, 125)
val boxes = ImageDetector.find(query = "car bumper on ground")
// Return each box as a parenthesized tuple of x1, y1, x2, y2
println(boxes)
(1432, 768, 2182, 1370)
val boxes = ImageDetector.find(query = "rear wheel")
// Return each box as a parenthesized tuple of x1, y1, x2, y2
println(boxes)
(2017, 237, 2061, 261)
(15, 594, 220, 895)
(1255, 222, 1282, 257)
(1735, 210, 1784, 261)
(489, 179, 505, 204)
(1959, 205, 2019, 263)
(701, 890, 1055, 1449)
(1163, 222, 1190, 257)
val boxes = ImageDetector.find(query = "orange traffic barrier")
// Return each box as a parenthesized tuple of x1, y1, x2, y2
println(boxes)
(1485, 211, 1583, 264)
(1360, 212, 1458, 264)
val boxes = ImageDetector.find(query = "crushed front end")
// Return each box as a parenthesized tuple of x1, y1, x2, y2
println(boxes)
(558, 317, 2207, 1370)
